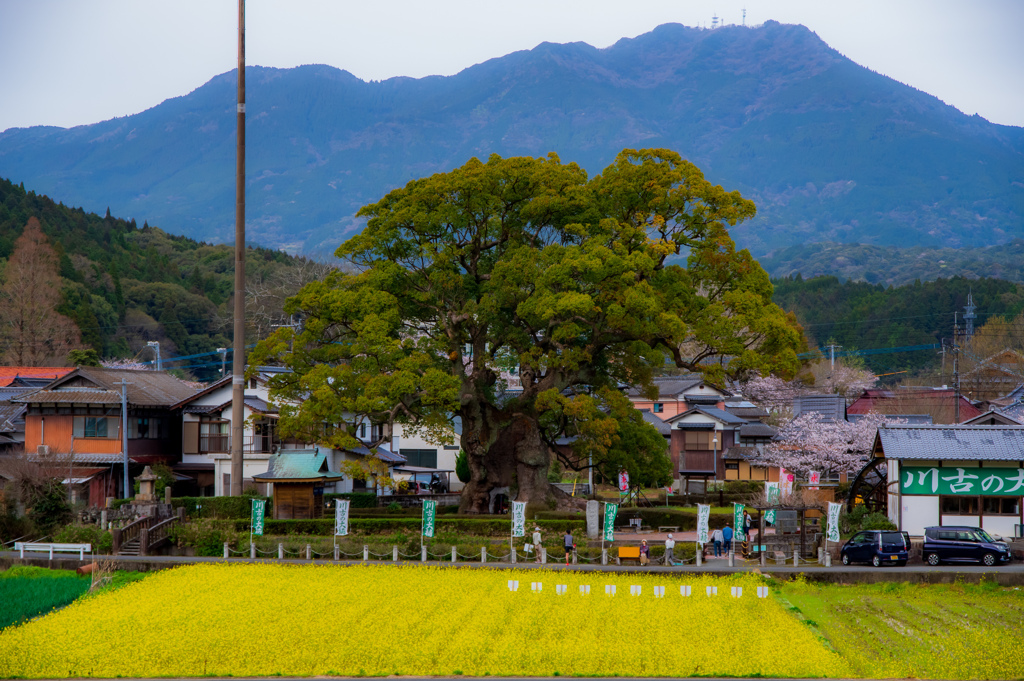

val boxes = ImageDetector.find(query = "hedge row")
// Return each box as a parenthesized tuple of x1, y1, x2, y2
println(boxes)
(230, 518, 587, 536)
(324, 493, 378, 509)
(172, 496, 272, 519)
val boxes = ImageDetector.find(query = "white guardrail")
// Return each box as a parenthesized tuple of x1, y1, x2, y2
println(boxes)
(14, 542, 92, 560)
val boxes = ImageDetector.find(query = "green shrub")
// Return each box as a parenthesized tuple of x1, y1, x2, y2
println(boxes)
(229, 517, 587, 537)
(324, 493, 377, 508)
(171, 496, 272, 519)
(839, 504, 897, 537)
(53, 524, 113, 554)
(169, 518, 245, 556)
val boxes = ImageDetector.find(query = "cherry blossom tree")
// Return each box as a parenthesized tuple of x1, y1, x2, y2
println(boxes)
(751, 411, 897, 479)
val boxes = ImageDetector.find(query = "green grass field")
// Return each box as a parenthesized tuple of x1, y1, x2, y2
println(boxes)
(780, 579, 1024, 679)
(0, 566, 91, 631)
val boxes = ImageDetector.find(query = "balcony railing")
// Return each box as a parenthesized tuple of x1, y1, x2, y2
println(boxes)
(199, 435, 276, 454)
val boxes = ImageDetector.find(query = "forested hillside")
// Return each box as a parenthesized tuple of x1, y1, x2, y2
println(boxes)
(0, 178, 315, 380)
(771, 275, 1024, 377)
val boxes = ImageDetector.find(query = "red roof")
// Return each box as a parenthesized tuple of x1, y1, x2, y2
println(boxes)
(848, 388, 982, 423)
(0, 367, 72, 387)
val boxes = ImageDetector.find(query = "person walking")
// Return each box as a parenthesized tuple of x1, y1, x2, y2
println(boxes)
(711, 527, 724, 557)
(744, 511, 754, 540)
(664, 533, 676, 566)
(723, 523, 734, 554)
(532, 526, 543, 563)
(563, 529, 575, 565)
(639, 539, 650, 566)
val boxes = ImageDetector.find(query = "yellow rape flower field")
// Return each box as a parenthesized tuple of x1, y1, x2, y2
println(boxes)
(0, 563, 846, 678)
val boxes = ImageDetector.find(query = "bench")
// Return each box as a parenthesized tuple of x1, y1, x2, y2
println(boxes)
(658, 526, 679, 533)
(14, 542, 91, 560)
(617, 546, 641, 565)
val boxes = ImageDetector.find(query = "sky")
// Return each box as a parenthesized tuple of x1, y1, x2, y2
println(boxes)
(1, 0, 1022, 133)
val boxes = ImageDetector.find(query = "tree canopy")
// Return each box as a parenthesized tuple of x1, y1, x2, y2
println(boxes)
(251, 149, 804, 512)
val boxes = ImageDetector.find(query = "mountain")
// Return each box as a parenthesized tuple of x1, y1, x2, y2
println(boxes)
(1, 21, 1021, 258)
(0, 178, 309, 380)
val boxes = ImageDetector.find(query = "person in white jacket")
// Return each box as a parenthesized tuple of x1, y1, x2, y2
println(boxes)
(711, 527, 724, 557)
(532, 526, 543, 563)
(664, 534, 676, 566)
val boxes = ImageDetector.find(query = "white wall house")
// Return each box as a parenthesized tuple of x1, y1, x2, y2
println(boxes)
(391, 418, 463, 492)
(876, 425, 1024, 538)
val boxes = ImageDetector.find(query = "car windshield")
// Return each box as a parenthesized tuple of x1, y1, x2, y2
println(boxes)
(976, 529, 996, 543)
(880, 532, 905, 546)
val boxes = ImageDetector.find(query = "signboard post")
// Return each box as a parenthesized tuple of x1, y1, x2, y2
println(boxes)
(250, 499, 265, 557)
(733, 502, 745, 542)
(696, 503, 710, 551)
(422, 499, 437, 538)
(826, 501, 842, 565)
(809, 471, 821, 490)
(511, 500, 526, 557)
(764, 482, 780, 525)
(901, 466, 1024, 495)
(602, 502, 618, 555)
(334, 498, 350, 556)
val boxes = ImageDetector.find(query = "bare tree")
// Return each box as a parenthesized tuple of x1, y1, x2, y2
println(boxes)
(0, 218, 82, 365)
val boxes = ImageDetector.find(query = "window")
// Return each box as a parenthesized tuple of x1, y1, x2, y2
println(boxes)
(940, 496, 980, 515)
(404, 449, 438, 468)
(983, 497, 1020, 515)
(683, 431, 715, 449)
(128, 417, 163, 439)
(724, 461, 739, 471)
(359, 423, 366, 439)
(73, 416, 117, 439)
(653, 403, 664, 413)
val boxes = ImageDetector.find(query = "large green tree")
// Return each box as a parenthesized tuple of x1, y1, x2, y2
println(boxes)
(251, 149, 803, 512)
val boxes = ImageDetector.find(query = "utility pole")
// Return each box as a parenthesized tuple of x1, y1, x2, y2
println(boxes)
(230, 0, 246, 496)
(953, 312, 960, 424)
(146, 341, 161, 371)
(117, 379, 130, 499)
(218, 347, 228, 377)
(824, 344, 841, 372)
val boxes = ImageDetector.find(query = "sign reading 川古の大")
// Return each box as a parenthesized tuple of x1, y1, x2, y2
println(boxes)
(901, 466, 1024, 496)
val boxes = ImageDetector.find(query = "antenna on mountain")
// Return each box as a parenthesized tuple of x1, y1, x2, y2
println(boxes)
(712, 13, 719, 29)
(742, 8, 747, 26)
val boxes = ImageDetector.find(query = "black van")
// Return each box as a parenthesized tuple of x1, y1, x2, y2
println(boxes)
(840, 530, 909, 567)
(923, 526, 1011, 566)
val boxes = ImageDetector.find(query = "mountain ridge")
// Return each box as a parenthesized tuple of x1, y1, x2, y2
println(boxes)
(1, 21, 1021, 258)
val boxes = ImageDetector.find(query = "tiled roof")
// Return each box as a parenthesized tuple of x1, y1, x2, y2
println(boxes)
(668, 405, 747, 427)
(348, 444, 407, 464)
(638, 409, 672, 435)
(16, 388, 123, 405)
(793, 394, 847, 421)
(725, 404, 769, 420)
(252, 450, 343, 482)
(0, 367, 72, 388)
(876, 425, 1024, 461)
(739, 422, 777, 438)
(624, 375, 732, 399)
(849, 413, 933, 425)
(244, 396, 277, 414)
(17, 367, 199, 407)
(723, 446, 762, 461)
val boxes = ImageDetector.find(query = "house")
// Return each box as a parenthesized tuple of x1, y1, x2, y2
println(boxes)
(0, 386, 33, 454)
(962, 350, 1024, 402)
(391, 419, 463, 492)
(874, 424, 1024, 537)
(848, 388, 982, 424)
(625, 376, 732, 419)
(666, 405, 777, 488)
(793, 394, 848, 421)
(14, 366, 198, 506)
(174, 372, 282, 497)
(960, 410, 1022, 426)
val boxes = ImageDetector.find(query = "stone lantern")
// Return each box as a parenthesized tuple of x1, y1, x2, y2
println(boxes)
(136, 465, 158, 502)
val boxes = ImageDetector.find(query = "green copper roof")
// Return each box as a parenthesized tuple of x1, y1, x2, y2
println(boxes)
(252, 450, 344, 482)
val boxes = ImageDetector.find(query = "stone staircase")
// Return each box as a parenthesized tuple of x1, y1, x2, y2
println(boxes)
(118, 538, 141, 556)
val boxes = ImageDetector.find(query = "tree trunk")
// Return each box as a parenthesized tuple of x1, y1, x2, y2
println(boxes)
(459, 407, 570, 514)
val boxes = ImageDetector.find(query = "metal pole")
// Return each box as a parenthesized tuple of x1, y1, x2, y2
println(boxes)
(588, 450, 593, 497)
(230, 0, 246, 496)
(119, 379, 129, 499)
